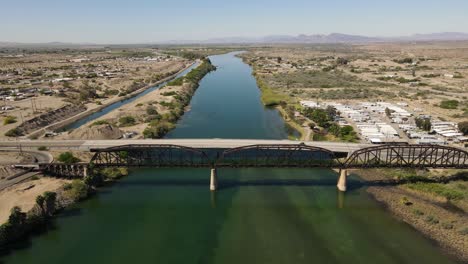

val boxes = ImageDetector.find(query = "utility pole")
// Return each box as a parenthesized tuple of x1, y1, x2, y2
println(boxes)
(30, 98, 35, 113)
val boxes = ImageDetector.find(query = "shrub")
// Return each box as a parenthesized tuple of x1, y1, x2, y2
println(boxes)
(167, 77, 184, 86)
(143, 122, 175, 139)
(3, 116, 17, 125)
(57, 152, 81, 164)
(424, 215, 439, 224)
(91, 120, 110, 127)
(439, 100, 459, 109)
(412, 209, 424, 216)
(441, 222, 454, 230)
(5, 128, 23, 137)
(459, 227, 468, 235)
(407, 182, 464, 200)
(146, 106, 158, 116)
(64, 180, 88, 202)
(84, 173, 104, 187)
(161, 91, 177, 96)
(400, 197, 413, 206)
(119, 116, 136, 127)
(98, 167, 128, 180)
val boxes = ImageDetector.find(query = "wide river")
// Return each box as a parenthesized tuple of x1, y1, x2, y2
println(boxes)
(1, 52, 459, 263)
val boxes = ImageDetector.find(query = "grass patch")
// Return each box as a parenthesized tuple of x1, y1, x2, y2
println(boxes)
(406, 182, 464, 200)
(266, 70, 390, 89)
(439, 100, 459, 109)
(3, 116, 17, 125)
(90, 120, 110, 127)
(256, 77, 288, 106)
(118, 116, 136, 127)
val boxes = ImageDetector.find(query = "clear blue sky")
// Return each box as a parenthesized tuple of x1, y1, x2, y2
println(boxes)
(1, 0, 467, 43)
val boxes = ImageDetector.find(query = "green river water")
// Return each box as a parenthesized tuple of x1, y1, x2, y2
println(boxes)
(1, 52, 459, 264)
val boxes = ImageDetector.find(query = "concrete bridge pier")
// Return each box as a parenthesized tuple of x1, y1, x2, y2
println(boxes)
(210, 168, 217, 191)
(337, 169, 347, 192)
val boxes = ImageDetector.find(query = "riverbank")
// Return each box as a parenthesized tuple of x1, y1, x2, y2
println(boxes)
(355, 169, 468, 262)
(275, 104, 307, 140)
(0, 166, 129, 254)
(21, 61, 196, 139)
(61, 59, 215, 140)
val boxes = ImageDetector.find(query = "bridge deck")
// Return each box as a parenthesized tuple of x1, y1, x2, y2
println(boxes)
(0, 139, 372, 154)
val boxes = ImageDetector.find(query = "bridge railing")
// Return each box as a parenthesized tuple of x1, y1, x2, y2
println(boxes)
(344, 144, 468, 169)
(90, 144, 213, 167)
(216, 144, 341, 168)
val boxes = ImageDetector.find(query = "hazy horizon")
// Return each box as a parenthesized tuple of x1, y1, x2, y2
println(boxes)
(2, 0, 468, 44)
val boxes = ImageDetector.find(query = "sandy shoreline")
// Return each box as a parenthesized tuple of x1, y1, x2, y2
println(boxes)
(0, 177, 70, 224)
(355, 169, 468, 262)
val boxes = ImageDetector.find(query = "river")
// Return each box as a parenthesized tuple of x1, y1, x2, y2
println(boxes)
(1, 52, 459, 264)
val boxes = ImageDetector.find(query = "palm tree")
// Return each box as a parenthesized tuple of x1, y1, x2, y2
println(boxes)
(36, 195, 45, 216)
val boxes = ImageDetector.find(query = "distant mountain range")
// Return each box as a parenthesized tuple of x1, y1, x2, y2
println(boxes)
(189, 32, 468, 44)
(2, 32, 468, 47)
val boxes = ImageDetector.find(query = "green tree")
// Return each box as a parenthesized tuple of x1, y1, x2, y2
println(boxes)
(8, 206, 26, 227)
(43, 191, 57, 216)
(459, 121, 468, 135)
(58, 152, 81, 164)
(35, 195, 45, 216)
(416, 117, 432, 131)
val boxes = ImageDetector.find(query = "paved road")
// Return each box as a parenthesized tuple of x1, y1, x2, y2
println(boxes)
(0, 148, 53, 165)
(0, 139, 372, 153)
(0, 148, 53, 190)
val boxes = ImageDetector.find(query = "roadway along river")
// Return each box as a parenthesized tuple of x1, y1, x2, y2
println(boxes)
(1, 52, 459, 263)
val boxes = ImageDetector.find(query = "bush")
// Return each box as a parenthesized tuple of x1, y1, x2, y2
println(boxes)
(64, 180, 88, 202)
(98, 167, 128, 180)
(57, 152, 81, 164)
(143, 121, 175, 139)
(83, 173, 104, 187)
(146, 106, 158, 116)
(400, 197, 413, 206)
(412, 209, 424, 216)
(119, 116, 136, 127)
(167, 77, 184, 86)
(161, 91, 177, 96)
(5, 128, 23, 137)
(3, 116, 17, 125)
(459, 227, 468, 235)
(91, 120, 110, 127)
(439, 100, 459, 109)
(424, 215, 439, 224)
(407, 182, 464, 200)
(441, 222, 454, 230)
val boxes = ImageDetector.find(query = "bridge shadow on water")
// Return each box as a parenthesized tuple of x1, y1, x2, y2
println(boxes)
(113, 170, 467, 192)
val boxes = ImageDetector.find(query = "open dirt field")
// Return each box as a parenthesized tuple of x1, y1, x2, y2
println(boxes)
(0, 177, 70, 224)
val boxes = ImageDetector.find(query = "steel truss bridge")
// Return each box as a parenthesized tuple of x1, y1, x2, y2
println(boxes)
(40, 143, 468, 191)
